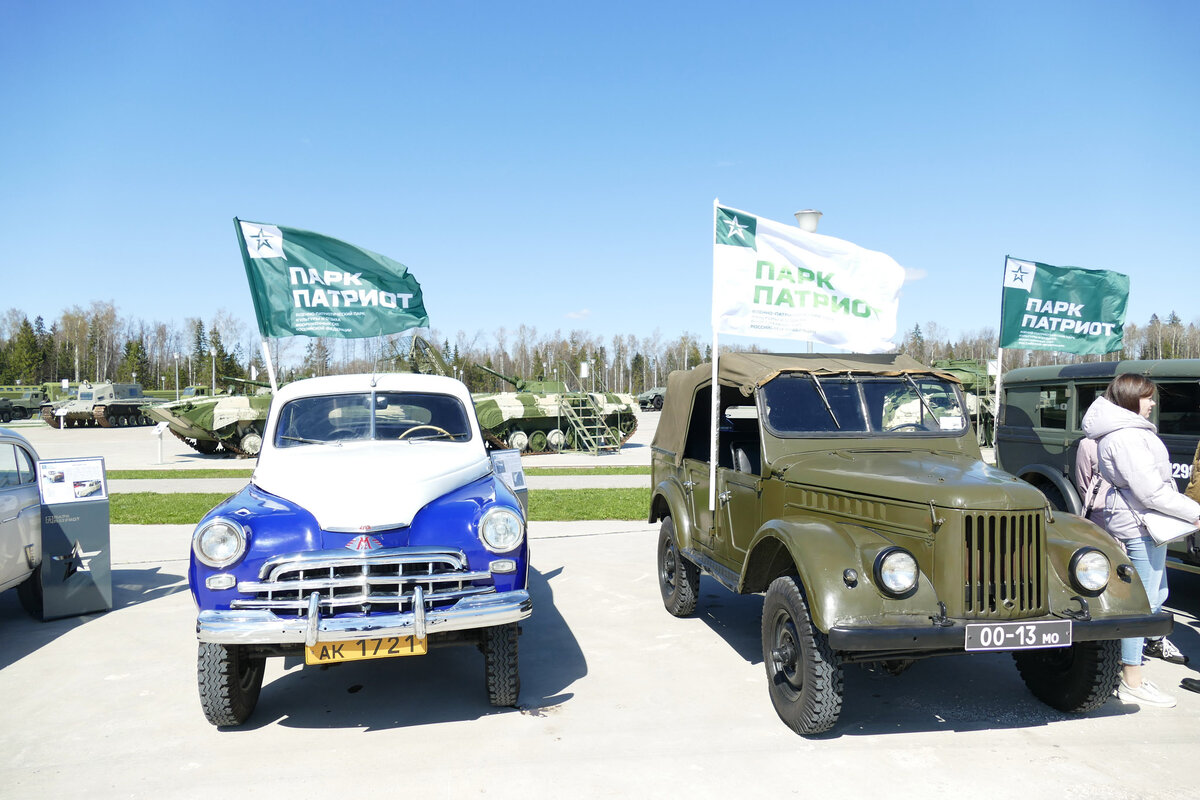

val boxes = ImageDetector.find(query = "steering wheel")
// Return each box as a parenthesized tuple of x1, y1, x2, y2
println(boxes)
(398, 424, 453, 440)
(325, 427, 360, 440)
(885, 422, 925, 432)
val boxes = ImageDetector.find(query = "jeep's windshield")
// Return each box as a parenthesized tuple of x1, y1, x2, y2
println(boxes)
(274, 391, 473, 447)
(760, 373, 968, 436)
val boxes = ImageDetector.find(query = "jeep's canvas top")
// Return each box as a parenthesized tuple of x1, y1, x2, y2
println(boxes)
(652, 352, 959, 461)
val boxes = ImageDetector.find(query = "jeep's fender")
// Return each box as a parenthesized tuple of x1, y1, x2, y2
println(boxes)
(1043, 513, 1152, 616)
(1015, 464, 1082, 515)
(743, 517, 941, 634)
(649, 478, 695, 552)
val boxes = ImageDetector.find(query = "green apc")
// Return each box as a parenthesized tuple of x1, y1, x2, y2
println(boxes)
(471, 363, 637, 454)
(141, 377, 273, 456)
(649, 353, 1170, 736)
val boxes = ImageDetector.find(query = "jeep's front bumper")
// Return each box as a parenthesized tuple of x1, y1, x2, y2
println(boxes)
(828, 610, 1173, 653)
(197, 590, 532, 646)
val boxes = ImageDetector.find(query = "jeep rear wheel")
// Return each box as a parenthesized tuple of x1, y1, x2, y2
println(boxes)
(761, 576, 843, 735)
(657, 517, 699, 616)
(482, 622, 520, 707)
(198, 642, 265, 726)
(1013, 639, 1121, 712)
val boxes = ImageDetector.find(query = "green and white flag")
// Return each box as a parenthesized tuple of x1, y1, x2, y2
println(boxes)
(712, 204, 904, 352)
(234, 218, 428, 339)
(999, 257, 1127, 354)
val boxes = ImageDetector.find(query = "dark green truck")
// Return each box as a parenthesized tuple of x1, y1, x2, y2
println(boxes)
(650, 353, 1170, 735)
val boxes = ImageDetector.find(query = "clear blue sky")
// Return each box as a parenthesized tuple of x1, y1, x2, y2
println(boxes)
(2, 1, 1197, 353)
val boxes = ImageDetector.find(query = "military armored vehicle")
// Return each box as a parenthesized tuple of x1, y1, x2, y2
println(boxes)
(40, 382, 160, 428)
(142, 380, 273, 456)
(0, 398, 14, 423)
(472, 364, 637, 454)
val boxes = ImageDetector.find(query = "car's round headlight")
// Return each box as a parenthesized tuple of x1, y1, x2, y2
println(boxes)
(1071, 547, 1110, 594)
(479, 507, 524, 552)
(875, 548, 919, 597)
(192, 518, 247, 568)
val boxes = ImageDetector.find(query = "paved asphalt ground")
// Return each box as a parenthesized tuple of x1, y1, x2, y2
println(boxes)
(2, 412, 1199, 798)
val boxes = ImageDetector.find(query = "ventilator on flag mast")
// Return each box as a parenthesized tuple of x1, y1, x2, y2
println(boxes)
(707, 200, 906, 511)
(234, 218, 430, 391)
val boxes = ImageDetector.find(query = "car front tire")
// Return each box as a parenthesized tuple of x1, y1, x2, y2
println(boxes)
(482, 622, 520, 707)
(1013, 639, 1121, 712)
(657, 517, 699, 616)
(198, 642, 265, 726)
(761, 575, 844, 735)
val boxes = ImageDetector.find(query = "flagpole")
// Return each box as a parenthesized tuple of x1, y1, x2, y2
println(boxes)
(709, 198, 720, 514)
(261, 338, 279, 393)
(994, 255, 1008, 427)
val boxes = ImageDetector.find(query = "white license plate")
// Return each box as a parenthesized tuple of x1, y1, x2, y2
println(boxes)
(964, 620, 1072, 651)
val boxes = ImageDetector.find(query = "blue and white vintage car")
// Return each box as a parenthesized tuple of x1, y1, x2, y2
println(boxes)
(189, 373, 531, 726)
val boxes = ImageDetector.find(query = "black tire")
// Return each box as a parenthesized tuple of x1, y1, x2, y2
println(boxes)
(17, 566, 43, 619)
(1013, 639, 1121, 713)
(482, 622, 520, 707)
(198, 642, 265, 726)
(653, 395, 663, 410)
(761, 576, 844, 735)
(13, 408, 27, 420)
(657, 517, 699, 616)
(0, 410, 10, 423)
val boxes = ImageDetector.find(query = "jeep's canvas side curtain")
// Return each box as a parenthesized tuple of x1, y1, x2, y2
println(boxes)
(234, 218, 429, 390)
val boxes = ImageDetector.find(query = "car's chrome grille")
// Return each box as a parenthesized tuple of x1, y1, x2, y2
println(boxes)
(231, 546, 494, 617)
(962, 511, 1046, 618)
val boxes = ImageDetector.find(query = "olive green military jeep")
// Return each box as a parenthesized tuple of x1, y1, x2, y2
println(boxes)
(649, 353, 1171, 736)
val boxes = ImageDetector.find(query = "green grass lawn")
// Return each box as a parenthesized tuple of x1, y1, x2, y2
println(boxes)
(110, 488, 652, 524)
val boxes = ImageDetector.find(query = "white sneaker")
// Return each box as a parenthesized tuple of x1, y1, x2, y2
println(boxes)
(1117, 679, 1177, 708)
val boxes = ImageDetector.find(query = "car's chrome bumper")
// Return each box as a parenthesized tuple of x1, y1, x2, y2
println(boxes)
(197, 590, 532, 646)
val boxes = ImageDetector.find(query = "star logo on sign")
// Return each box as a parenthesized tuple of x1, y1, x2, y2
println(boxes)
(724, 215, 749, 241)
(52, 540, 102, 580)
(248, 228, 274, 253)
(1008, 263, 1030, 285)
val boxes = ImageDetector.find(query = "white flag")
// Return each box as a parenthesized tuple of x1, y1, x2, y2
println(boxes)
(712, 204, 904, 352)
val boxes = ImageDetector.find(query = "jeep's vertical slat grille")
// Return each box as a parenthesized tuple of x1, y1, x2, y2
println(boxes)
(963, 512, 1045, 617)
(231, 547, 494, 617)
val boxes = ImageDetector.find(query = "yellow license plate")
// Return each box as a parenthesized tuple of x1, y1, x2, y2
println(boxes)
(305, 636, 427, 665)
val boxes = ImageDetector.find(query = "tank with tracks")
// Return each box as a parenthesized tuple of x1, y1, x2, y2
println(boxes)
(40, 381, 162, 428)
(141, 379, 273, 457)
(471, 364, 637, 453)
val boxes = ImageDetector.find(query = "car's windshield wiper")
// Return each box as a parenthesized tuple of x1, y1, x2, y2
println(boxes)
(902, 374, 938, 423)
(280, 435, 342, 447)
(808, 375, 840, 429)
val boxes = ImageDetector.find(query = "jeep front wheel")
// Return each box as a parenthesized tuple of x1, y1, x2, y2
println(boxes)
(1013, 639, 1121, 712)
(482, 622, 520, 707)
(197, 642, 265, 726)
(657, 517, 699, 616)
(761, 576, 844, 735)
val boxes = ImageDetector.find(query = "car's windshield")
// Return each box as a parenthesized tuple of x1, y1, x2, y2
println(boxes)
(274, 391, 473, 447)
(760, 373, 968, 436)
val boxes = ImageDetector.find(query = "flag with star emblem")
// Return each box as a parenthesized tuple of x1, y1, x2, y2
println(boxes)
(234, 218, 429, 339)
(712, 204, 904, 352)
(999, 257, 1127, 354)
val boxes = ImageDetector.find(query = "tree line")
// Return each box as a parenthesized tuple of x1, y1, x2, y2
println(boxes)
(2, 302, 1197, 396)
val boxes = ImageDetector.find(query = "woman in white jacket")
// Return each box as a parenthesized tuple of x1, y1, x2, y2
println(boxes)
(1082, 374, 1200, 708)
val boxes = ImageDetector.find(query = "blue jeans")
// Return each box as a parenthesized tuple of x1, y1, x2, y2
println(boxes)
(1122, 534, 1169, 666)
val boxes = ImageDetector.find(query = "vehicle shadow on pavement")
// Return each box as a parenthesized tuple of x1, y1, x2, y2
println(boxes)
(0, 566, 186, 669)
(690, 577, 1142, 737)
(229, 565, 585, 732)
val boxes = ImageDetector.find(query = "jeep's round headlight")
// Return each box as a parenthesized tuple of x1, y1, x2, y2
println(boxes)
(193, 518, 247, 568)
(479, 507, 524, 552)
(1071, 547, 1110, 595)
(875, 548, 919, 596)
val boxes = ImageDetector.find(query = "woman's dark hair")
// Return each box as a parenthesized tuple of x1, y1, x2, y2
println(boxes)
(1104, 373, 1156, 413)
